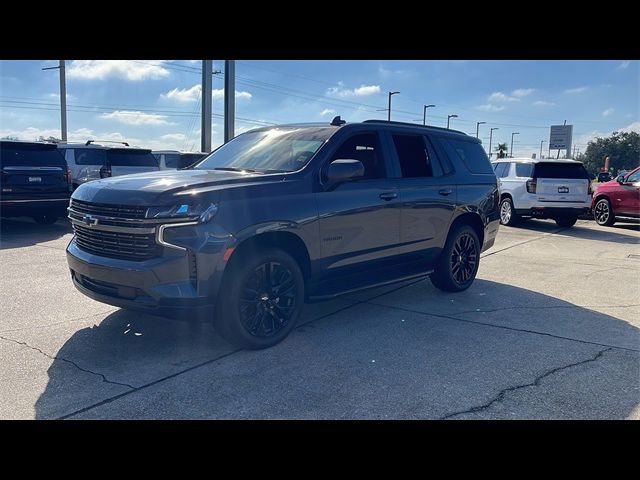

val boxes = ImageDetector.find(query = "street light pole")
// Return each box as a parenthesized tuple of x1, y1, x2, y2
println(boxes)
(388, 91, 400, 121)
(540, 140, 545, 159)
(423, 104, 435, 125)
(476, 121, 486, 139)
(510, 132, 520, 158)
(489, 127, 499, 159)
(42, 60, 67, 142)
(447, 114, 458, 129)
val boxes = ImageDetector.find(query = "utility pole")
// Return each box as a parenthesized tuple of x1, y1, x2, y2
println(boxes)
(540, 140, 545, 159)
(201, 60, 213, 153)
(423, 104, 435, 125)
(510, 132, 520, 158)
(476, 121, 486, 139)
(387, 91, 400, 121)
(489, 127, 499, 159)
(224, 60, 235, 143)
(42, 60, 67, 142)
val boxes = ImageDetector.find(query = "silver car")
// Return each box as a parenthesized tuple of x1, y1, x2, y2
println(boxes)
(153, 150, 207, 170)
(58, 141, 160, 189)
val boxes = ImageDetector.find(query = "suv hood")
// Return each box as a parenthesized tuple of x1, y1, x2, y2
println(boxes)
(72, 169, 285, 205)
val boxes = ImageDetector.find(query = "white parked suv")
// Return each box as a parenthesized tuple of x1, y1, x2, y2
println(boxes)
(491, 158, 592, 227)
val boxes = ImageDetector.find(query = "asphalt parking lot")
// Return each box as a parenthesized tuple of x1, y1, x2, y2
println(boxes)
(1, 217, 639, 419)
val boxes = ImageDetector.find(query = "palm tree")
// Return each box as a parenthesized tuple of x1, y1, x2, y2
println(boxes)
(495, 143, 508, 159)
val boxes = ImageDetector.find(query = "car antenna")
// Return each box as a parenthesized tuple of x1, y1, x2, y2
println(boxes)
(330, 115, 346, 126)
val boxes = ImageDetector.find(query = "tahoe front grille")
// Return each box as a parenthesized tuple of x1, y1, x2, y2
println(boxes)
(72, 224, 160, 261)
(70, 198, 147, 219)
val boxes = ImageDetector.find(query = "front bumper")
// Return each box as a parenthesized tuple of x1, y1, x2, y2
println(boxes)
(66, 222, 233, 321)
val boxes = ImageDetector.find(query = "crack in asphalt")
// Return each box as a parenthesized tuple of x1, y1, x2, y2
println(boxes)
(57, 278, 428, 420)
(439, 347, 613, 419)
(0, 335, 136, 390)
(362, 300, 640, 353)
(449, 303, 640, 316)
(0, 310, 118, 334)
(480, 225, 571, 258)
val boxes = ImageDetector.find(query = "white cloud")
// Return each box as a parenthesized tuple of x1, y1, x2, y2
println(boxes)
(602, 108, 615, 117)
(487, 91, 519, 103)
(160, 133, 188, 142)
(161, 84, 252, 102)
(617, 60, 631, 69)
(67, 60, 170, 81)
(477, 104, 505, 112)
(511, 88, 535, 98)
(320, 108, 335, 116)
(327, 83, 381, 97)
(533, 100, 556, 106)
(620, 121, 640, 133)
(564, 86, 588, 94)
(162, 85, 201, 102)
(48, 93, 77, 101)
(99, 110, 173, 126)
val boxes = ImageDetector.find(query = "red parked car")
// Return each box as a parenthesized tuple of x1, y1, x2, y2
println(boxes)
(592, 166, 640, 226)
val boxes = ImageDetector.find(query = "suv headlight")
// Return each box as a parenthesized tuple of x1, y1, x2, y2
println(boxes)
(146, 203, 218, 223)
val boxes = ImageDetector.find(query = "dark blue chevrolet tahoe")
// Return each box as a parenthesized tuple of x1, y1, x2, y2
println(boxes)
(67, 119, 500, 349)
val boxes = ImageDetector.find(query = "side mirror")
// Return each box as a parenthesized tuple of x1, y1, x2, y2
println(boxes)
(326, 159, 364, 185)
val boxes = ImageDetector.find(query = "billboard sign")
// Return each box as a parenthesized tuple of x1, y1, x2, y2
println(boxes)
(549, 125, 573, 150)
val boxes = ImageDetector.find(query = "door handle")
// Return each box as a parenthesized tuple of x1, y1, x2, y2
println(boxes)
(379, 192, 397, 201)
(438, 188, 453, 196)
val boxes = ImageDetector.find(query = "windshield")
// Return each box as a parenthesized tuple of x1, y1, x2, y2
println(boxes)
(194, 127, 335, 173)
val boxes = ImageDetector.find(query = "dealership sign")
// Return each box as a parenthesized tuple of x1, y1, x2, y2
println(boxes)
(549, 124, 573, 150)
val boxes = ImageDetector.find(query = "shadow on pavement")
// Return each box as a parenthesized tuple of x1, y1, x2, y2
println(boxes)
(512, 219, 640, 244)
(35, 279, 640, 419)
(0, 217, 72, 250)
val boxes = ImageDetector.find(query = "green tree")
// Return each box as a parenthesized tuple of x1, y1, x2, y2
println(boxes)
(580, 131, 640, 174)
(36, 135, 62, 143)
(1, 136, 19, 140)
(495, 143, 508, 158)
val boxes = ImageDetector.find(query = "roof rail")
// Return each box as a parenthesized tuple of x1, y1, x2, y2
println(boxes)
(362, 119, 466, 135)
(85, 140, 130, 147)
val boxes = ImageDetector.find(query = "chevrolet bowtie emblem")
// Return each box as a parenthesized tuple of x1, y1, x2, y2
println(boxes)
(83, 214, 99, 227)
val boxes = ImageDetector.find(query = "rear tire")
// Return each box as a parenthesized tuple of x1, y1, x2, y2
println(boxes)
(555, 216, 578, 228)
(499, 197, 519, 226)
(33, 214, 58, 225)
(214, 248, 304, 349)
(593, 198, 616, 226)
(430, 224, 480, 292)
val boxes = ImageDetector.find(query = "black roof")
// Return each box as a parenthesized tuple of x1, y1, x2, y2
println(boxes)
(0, 140, 58, 150)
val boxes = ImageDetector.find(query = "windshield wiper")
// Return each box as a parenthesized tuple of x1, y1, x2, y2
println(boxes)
(211, 167, 261, 173)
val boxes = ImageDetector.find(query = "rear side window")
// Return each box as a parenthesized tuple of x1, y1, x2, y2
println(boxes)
(439, 138, 493, 174)
(107, 150, 158, 167)
(392, 134, 439, 178)
(533, 162, 589, 179)
(180, 154, 204, 169)
(515, 163, 533, 178)
(163, 154, 181, 168)
(0, 143, 66, 167)
(494, 162, 509, 178)
(74, 148, 106, 166)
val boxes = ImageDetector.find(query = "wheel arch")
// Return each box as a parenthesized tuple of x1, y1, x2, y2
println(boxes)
(449, 211, 484, 248)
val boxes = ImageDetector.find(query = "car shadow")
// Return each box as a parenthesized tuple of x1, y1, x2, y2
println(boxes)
(513, 219, 640, 244)
(34, 279, 640, 419)
(0, 217, 72, 250)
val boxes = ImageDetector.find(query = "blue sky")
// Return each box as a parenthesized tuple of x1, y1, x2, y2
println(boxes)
(1, 60, 638, 157)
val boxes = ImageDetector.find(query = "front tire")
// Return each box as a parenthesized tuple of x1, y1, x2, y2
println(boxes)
(593, 198, 616, 226)
(499, 197, 519, 226)
(555, 216, 578, 228)
(214, 248, 304, 349)
(33, 214, 58, 225)
(430, 224, 480, 292)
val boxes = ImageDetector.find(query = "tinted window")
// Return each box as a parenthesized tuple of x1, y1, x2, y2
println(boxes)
(107, 149, 158, 167)
(392, 134, 433, 178)
(493, 162, 507, 177)
(179, 154, 205, 169)
(0, 143, 66, 167)
(533, 162, 589, 179)
(327, 133, 385, 180)
(164, 154, 181, 168)
(626, 169, 640, 183)
(440, 139, 494, 174)
(195, 127, 334, 173)
(515, 163, 533, 178)
(74, 149, 106, 166)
